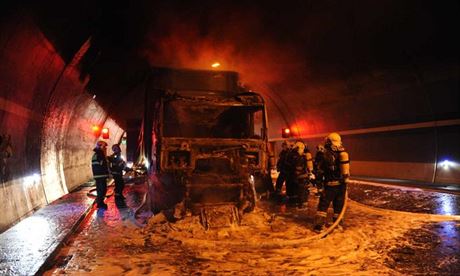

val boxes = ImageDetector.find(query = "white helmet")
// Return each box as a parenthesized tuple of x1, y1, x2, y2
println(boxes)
(325, 132, 342, 147)
(294, 141, 305, 155)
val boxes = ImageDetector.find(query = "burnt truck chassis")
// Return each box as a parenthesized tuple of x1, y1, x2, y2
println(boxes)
(151, 92, 273, 228)
(161, 138, 267, 207)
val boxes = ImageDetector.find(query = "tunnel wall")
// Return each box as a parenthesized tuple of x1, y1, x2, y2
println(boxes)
(273, 124, 460, 185)
(0, 15, 123, 232)
(268, 67, 460, 185)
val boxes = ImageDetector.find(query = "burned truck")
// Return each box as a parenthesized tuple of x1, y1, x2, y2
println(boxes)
(145, 67, 273, 226)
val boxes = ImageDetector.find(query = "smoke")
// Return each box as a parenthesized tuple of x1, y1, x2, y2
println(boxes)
(141, 4, 307, 90)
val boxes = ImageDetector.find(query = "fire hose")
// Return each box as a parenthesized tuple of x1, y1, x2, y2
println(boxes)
(168, 185, 349, 249)
(86, 178, 115, 198)
(314, 186, 348, 239)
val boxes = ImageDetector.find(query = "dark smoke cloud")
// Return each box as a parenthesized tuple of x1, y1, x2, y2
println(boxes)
(139, 0, 459, 137)
(141, 3, 308, 89)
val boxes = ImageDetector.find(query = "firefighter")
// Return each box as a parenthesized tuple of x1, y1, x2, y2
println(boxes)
(274, 140, 290, 199)
(92, 141, 110, 209)
(313, 144, 326, 193)
(313, 132, 350, 232)
(108, 144, 130, 203)
(286, 141, 314, 206)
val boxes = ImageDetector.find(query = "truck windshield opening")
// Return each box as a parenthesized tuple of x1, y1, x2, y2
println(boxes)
(163, 101, 264, 139)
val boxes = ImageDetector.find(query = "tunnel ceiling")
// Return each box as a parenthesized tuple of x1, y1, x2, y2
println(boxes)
(3, 0, 459, 130)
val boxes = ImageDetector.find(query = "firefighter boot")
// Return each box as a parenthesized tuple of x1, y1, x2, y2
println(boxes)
(313, 212, 327, 233)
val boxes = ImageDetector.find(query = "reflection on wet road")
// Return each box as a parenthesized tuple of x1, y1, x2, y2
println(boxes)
(44, 180, 460, 275)
(348, 181, 460, 215)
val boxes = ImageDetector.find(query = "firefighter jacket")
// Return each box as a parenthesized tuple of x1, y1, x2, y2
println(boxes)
(286, 151, 309, 183)
(91, 148, 109, 179)
(276, 148, 290, 172)
(108, 153, 127, 176)
(315, 145, 350, 186)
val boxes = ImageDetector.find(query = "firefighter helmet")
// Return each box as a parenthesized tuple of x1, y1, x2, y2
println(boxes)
(95, 140, 108, 149)
(112, 143, 121, 153)
(294, 141, 305, 155)
(325, 132, 342, 147)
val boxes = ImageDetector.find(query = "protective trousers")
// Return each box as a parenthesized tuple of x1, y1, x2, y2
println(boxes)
(317, 184, 345, 215)
(275, 171, 286, 193)
(95, 177, 108, 205)
(113, 174, 124, 196)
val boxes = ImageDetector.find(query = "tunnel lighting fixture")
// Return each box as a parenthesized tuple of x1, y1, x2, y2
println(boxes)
(101, 128, 110, 139)
(92, 94, 96, 99)
(441, 160, 453, 170)
(211, 62, 220, 68)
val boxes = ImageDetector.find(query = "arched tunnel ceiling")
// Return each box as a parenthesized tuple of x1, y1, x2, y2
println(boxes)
(2, 0, 459, 131)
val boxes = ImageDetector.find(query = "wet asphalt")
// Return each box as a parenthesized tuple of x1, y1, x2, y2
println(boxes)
(44, 179, 460, 275)
(348, 181, 460, 215)
(348, 181, 460, 275)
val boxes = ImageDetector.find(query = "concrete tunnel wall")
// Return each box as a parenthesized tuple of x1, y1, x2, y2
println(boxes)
(267, 66, 460, 185)
(0, 16, 124, 232)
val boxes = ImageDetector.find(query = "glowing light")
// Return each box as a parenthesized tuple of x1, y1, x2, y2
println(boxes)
(92, 94, 96, 99)
(92, 125, 100, 132)
(24, 173, 41, 187)
(211, 62, 220, 68)
(101, 128, 109, 139)
(282, 127, 291, 138)
(440, 160, 453, 170)
(126, 161, 133, 168)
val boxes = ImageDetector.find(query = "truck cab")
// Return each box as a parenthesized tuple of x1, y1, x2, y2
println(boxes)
(146, 67, 273, 225)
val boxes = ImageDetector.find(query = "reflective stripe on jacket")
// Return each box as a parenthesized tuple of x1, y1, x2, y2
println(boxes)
(92, 148, 109, 179)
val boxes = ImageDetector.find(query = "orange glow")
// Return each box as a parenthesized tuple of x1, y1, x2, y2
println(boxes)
(92, 125, 100, 132)
(292, 126, 300, 135)
(141, 19, 306, 89)
(284, 128, 290, 134)
(289, 124, 304, 137)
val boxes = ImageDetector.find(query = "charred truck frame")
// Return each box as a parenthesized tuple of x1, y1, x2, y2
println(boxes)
(144, 67, 273, 226)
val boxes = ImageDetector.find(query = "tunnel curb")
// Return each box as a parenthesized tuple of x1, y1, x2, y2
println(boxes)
(36, 187, 97, 275)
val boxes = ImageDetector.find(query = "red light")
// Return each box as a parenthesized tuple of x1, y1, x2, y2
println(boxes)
(102, 128, 109, 139)
(282, 128, 291, 138)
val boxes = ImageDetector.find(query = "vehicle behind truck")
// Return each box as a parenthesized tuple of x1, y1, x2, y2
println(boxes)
(144, 67, 273, 228)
